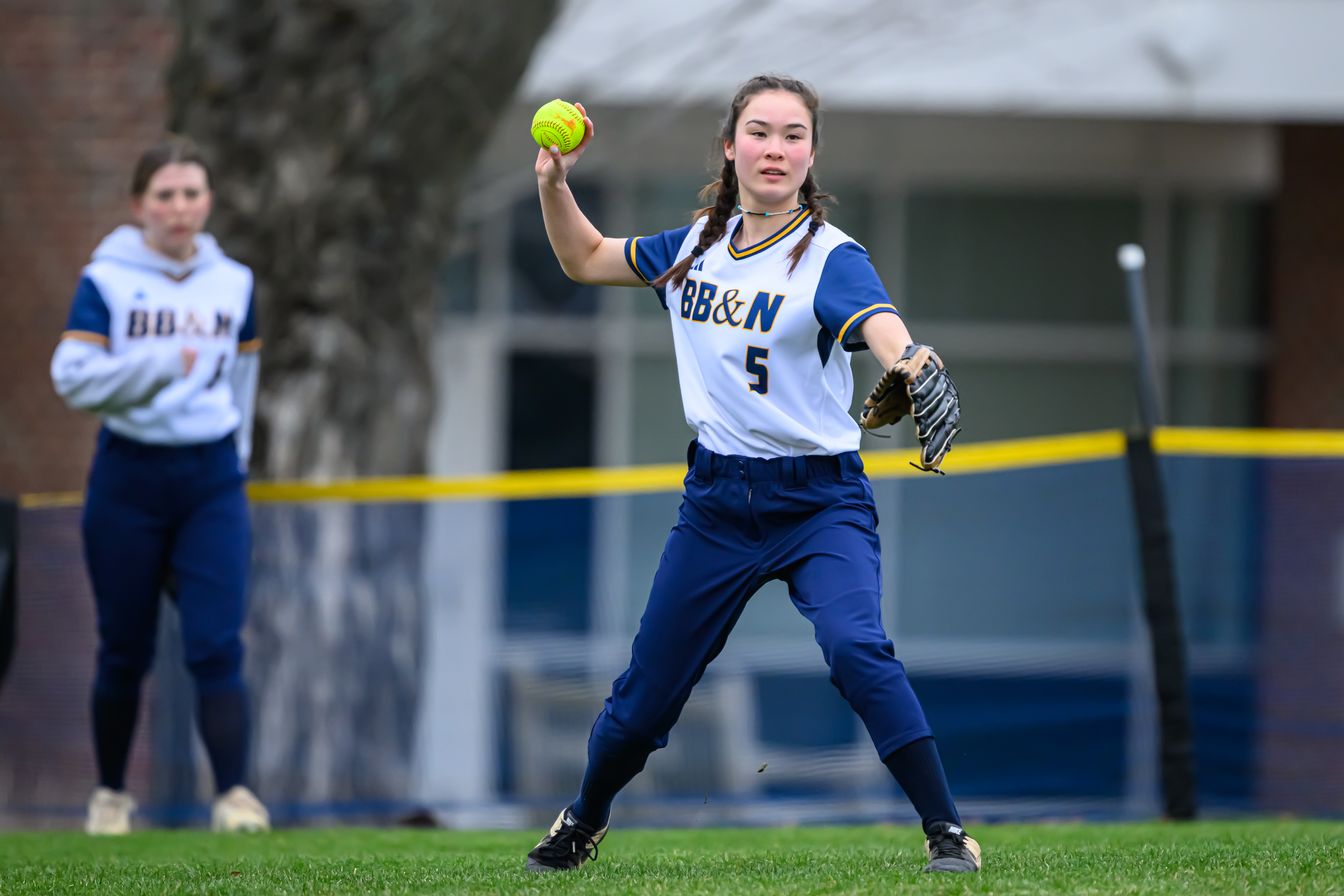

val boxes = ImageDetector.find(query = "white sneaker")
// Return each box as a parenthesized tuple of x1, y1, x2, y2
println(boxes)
(211, 785, 271, 832)
(86, 787, 135, 835)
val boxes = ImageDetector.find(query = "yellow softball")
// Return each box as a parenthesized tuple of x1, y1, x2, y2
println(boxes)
(531, 99, 586, 153)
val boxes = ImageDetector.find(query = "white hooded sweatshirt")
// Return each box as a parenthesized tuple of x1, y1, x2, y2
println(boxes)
(51, 225, 260, 467)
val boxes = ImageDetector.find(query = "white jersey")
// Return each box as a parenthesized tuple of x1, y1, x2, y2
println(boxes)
(625, 213, 898, 457)
(51, 225, 260, 455)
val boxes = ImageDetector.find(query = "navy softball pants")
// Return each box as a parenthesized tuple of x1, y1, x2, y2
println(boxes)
(583, 441, 933, 795)
(82, 429, 251, 698)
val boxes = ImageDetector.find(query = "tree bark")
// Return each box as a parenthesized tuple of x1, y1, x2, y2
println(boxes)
(164, 0, 557, 809)
(168, 0, 557, 479)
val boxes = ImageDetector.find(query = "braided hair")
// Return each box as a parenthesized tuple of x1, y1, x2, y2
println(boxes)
(653, 74, 831, 290)
(787, 170, 831, 274)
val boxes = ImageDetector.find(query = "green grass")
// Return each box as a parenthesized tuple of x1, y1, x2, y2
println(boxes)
(1, 820, 1341, 895)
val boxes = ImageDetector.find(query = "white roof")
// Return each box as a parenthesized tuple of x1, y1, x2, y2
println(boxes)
(519, 0, 1344, 121)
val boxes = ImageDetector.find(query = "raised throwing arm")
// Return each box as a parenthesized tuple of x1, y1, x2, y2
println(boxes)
(535, 103, 644, 286)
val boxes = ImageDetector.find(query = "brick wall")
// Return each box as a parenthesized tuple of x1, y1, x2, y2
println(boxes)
(1256, 124, 1344, 813)
(0, 3, 176, 496)
(1268, 126, 1344, 428)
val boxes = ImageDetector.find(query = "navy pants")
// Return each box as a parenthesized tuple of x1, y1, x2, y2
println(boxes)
(590, 441, 932, 773)
(82, 429, 251, 698)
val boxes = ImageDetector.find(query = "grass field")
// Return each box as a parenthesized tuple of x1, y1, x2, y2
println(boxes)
(1, 820, 1341, 895)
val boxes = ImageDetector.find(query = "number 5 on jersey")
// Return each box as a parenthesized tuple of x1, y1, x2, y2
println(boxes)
(745, 346, 769, 394)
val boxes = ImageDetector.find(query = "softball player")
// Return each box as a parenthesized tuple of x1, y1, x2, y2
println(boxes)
(525, 76, 978, 873)
(51, 136, 269, 834)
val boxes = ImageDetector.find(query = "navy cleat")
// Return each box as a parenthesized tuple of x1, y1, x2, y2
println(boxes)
(526, 808, 607, 872)
(923, 821, 982, 873)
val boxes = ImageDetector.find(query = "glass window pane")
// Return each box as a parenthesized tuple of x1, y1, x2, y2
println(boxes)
(620, 492, 684, 631)
(904, 191, 1141, 324)
(503, 498, 591, 633)
(507, 352, 595, 470)
(630, 283, 670, 318)
(755, 672, 861, 749)
(1168, 197, 1269, 328)
(894, 460, 1136, 641)
(630, 355, 695, 464)
(947, 361, 1140, 441)
(437, 230, 479, 315)
(510, 181, 603, 315)
(632, 176, 707, 236)
(503, 353, 597, 634)
(822, 180, 875, 249)
(1169, 363, 1264, 427)
(733, 579, 817, 637)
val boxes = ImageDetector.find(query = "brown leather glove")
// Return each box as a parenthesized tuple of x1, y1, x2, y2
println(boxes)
(860, 343, 962, 473)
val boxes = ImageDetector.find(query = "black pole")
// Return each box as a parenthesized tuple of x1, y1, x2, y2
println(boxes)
(1118, 245, 1163, 432)
(1116, 244, 1197, 820)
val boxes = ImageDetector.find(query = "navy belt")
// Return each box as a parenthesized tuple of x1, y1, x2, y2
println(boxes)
(688, 440, 862, 484)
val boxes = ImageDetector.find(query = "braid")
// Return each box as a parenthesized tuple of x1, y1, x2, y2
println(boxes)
(653, 157, 738, 290)
(785, 172, 832, 275)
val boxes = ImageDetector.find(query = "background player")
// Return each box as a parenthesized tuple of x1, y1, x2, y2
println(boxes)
(50, 135, 269, 834)
(524, 75, 975, 873)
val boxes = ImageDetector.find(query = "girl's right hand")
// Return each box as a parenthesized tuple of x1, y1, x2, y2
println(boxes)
(181, 345, 198, 375)
(534, 101, 594, 187)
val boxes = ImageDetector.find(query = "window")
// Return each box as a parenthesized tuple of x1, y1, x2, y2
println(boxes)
(629, 355, 693, 465)
(437, 228, 480, 315)
(901, 189, 1267, 432)
(507, 353, 595, 470)
(502, 352, 597, 633)
(1167, 197, 1268, 329)
(509, 182, 604, 315)
(904, 191, 1141, 323)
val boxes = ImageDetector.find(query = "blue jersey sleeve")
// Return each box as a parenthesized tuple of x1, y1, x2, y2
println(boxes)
(624, 223, 694, 308)
(238, 288, 261, 351)
(813, 242, 899, 352)
(63, 276, 111, 343)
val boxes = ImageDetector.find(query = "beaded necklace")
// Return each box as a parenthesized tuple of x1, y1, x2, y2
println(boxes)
(735, 202, 804, 217)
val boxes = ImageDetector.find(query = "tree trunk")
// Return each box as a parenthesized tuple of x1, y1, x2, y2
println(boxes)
(168, 0, 556, 479)
(164, 0, 557, 810)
